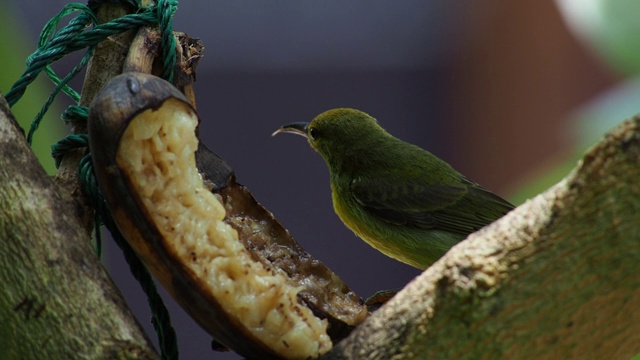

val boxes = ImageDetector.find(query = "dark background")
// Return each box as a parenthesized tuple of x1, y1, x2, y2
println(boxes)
(5, 1, 616, 359)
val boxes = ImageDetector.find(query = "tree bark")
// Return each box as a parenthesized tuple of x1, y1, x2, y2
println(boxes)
(0, 95, 157, 359)
(0, 2, 159, 358)
(324, 116, 640, 359)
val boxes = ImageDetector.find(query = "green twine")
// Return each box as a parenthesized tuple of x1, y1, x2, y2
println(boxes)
(51, 133, 89, 167)
(157, 0, 179, 83)
(7, 1, 184, 359)
(29, 46, 94, 144)
(77, 150, 103, 257)
(7, 4, 96, 108)
(61, 105, 89, 125)
(5, 7, 157, 113)
(37, 3, 97, 103)
(5, 0, 180, 144)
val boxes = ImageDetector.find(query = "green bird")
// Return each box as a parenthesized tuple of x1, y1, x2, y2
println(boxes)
(273, 108, 514, 270)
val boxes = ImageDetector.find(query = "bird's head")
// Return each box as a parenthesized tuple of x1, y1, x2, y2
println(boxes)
(273, 108, 388, 170)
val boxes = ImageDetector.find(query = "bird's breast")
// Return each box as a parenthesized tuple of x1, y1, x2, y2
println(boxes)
(330, 181, 364, 235)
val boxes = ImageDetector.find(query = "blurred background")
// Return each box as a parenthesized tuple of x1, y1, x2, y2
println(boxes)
(2, 1, 636, 358)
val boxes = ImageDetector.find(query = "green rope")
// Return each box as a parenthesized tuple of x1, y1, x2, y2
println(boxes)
(51, 133, 89, 168)
(29, 46, 94, 144)
(37, 3, 97, 102)
(61, 105, 89, 125)
(7, 1, 185, 358)
(4, 6, 156, 110)
(156, 0, 178, 82)
(6, 4, 96, 108)
(5, 1, 180, 145)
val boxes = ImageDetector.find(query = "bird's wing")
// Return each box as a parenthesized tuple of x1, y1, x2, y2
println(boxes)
(350, 176, 513, 235)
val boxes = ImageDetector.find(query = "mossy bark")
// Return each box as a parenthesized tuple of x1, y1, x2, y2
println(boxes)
(0, 95, 158, 359)
(0, 3, 157, 359)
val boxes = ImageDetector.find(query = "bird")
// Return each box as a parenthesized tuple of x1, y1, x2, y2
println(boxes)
(273, 108, 514, 270)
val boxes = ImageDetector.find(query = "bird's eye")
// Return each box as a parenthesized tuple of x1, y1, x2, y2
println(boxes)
(308, 127, 319, 140)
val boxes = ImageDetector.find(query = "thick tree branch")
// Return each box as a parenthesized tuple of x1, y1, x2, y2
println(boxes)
(0, 95, 157, 359)
(0, 4, 159, 359)
(325, 116, 640, 359)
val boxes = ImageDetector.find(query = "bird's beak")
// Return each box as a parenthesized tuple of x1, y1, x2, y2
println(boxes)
(272, 122, 309, 138)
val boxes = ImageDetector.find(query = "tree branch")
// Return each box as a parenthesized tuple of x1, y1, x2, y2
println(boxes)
(0, 3, 159, 359)
(0, 94, 157, 359)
